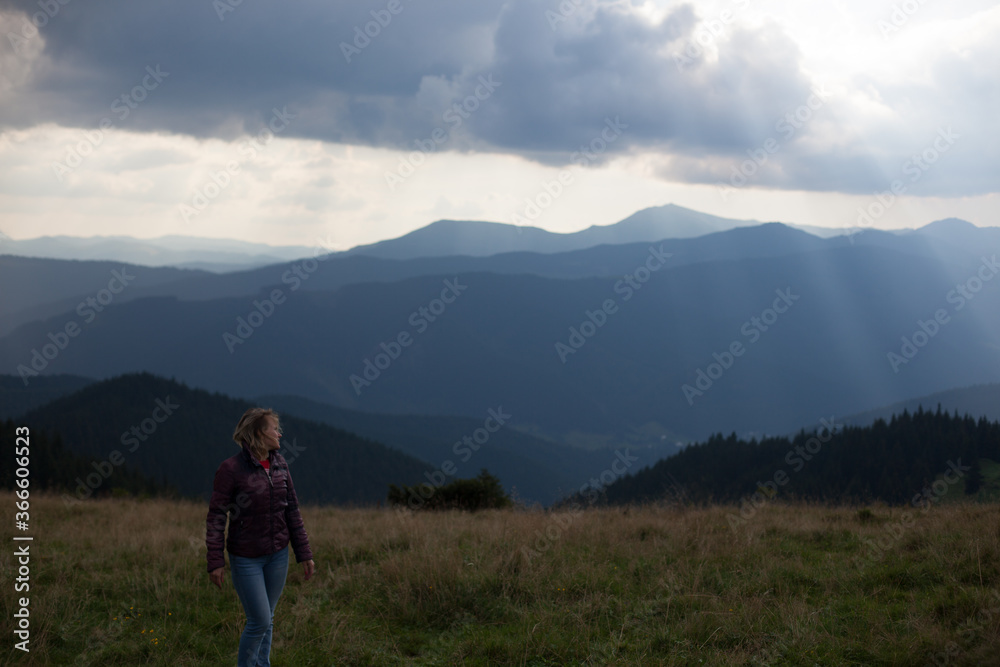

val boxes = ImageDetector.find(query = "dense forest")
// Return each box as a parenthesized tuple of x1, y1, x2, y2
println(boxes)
(584, 408, 999, 507)
(1, 419, 174, 500)
(4, 372, 431, 505)
(6, 375, 1000, 510)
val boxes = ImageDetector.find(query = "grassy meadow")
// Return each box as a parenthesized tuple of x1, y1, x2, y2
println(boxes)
(3, 493, 1000, 666)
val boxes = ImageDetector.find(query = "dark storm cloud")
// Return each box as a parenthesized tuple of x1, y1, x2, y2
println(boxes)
(0, 0, 994, 196)
(469, 1, 814, 156)
(0, 0, 505, 142)
(0, 0, 811, 147)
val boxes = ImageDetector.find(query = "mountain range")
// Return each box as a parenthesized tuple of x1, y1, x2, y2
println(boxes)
(2, 205, 999, 470)
(3, 214, 990, 339)
(11, 373, 430, 505)
(7, 372, 999, 507)
(338, 204, 770, 258)
(1, 205, 768, 270)
(2, 373, 674, 505)
(0, 234, 320, 273)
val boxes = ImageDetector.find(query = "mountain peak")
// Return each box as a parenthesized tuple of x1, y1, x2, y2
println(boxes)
(605, 204, 755, 233)
(916, 218, 979, 235)
(345, 205, 763, 260)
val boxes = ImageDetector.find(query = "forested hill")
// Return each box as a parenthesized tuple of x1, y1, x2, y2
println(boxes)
(15, 372, 431, 505)
(594, 408, 1000, 506)
(1, 419, 175, 500)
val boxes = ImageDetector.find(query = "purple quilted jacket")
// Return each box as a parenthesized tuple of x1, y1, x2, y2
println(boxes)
(206, 443, 313, 572)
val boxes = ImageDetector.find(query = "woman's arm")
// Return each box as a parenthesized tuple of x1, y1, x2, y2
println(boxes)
(206, 462, 236, 575)
(283, 467, 314, 567)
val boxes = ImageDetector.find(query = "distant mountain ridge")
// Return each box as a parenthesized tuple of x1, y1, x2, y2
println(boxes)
(840, 383, 1000, 429)
(2, 204, 756, 268)
(4, 242, 1000, 444)
(2, 222, 837, 337)
(0, 374, 677, 505)
(0, 373, 94, 419)
(0, 257, 211, 337)
(4, 205, 990, 270)
(3, 211, 999, 451)
(9, 219, 988, 331)
(0, 234, 321, 273)
(257, 393, 677, 504)
(340, 204, 763, 259)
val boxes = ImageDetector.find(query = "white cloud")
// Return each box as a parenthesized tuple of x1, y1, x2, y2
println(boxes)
(0, 0, 996, 244)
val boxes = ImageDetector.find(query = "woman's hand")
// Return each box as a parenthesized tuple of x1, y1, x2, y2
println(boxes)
(302, 559, 315, 581)
(209, 567, 224, 589)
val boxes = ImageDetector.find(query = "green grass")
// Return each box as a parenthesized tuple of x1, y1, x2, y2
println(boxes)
(2, 494, 999, 665)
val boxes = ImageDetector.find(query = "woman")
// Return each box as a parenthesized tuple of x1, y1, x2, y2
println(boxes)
(206, 408, 315, 667)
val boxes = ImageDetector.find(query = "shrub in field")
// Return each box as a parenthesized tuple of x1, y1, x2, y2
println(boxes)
(387, 468, 511, 511)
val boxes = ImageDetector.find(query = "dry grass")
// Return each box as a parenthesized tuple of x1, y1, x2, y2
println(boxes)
(3, 493, 1000, 665)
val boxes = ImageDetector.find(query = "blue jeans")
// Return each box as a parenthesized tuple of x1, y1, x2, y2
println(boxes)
(230, 546, 288, 667)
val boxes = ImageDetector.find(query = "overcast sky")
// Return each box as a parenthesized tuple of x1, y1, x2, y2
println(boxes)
(0, 0, 997, 248)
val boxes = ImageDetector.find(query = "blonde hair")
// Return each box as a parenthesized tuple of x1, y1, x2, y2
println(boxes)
(233, 407, 280, 461)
